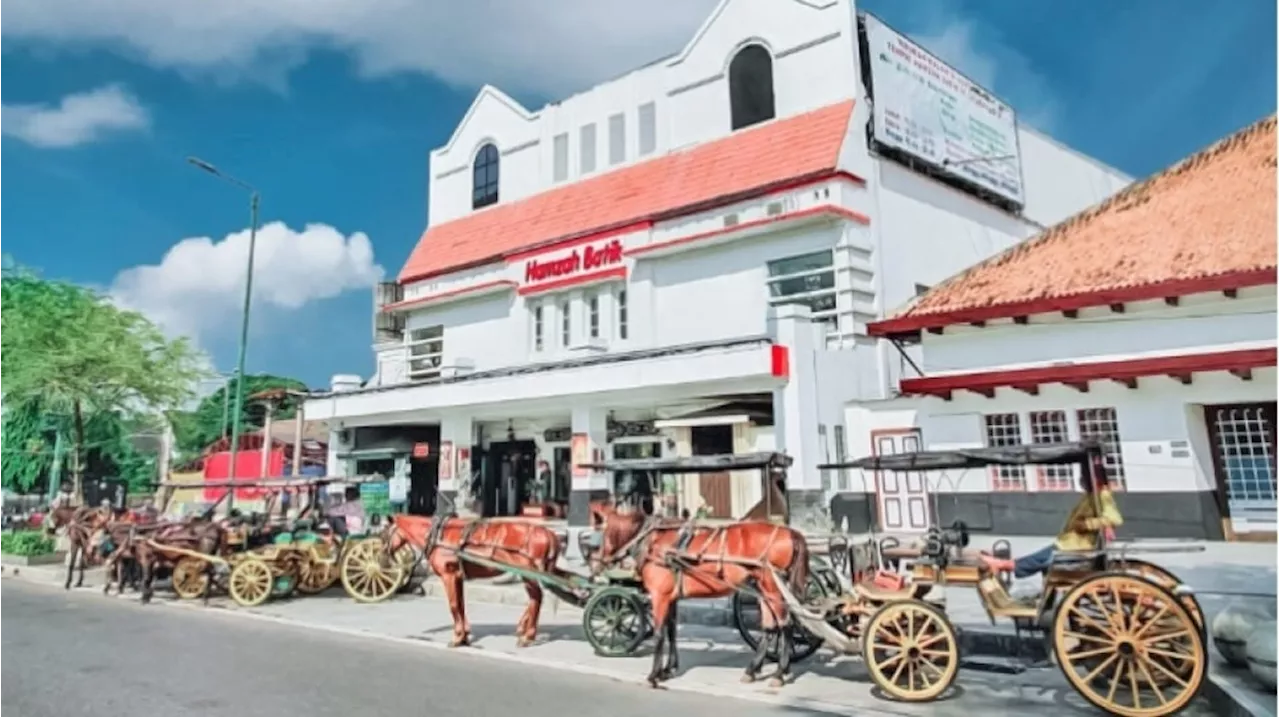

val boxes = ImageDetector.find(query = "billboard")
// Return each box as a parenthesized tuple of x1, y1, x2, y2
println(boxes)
(862, 14, 1025, 206)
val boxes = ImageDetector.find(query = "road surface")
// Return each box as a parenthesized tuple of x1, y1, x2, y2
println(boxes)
(1, 580, 821, 717)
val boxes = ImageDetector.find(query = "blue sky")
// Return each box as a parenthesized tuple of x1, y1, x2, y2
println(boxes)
(2, 0, 1275, 389)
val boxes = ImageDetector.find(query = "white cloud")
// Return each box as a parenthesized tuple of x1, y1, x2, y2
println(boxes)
(108, 221, 384, 344)
(1, 84, 150, 148)
(1, 0, 720, 97)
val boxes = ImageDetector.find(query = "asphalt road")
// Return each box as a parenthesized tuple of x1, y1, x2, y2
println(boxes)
(1, 580, 823, 717)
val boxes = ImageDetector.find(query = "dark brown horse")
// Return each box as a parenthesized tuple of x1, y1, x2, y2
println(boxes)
(590, 503, 809, 688)
(43, 505, 112, 590)
(104, 515, 229, 603)
(385, 514, 562, 648)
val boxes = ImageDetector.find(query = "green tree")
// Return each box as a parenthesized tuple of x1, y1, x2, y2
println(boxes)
(169, 374, 309, 458)
(1, 268, 209, 497)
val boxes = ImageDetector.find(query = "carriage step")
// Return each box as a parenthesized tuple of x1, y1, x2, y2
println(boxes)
(957, 626, 1050, 664)
(959, 656, 1028, 675)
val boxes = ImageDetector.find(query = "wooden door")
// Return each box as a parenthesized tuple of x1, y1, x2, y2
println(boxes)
(699, 472, 733, 519)
(872, 429, 931, 532)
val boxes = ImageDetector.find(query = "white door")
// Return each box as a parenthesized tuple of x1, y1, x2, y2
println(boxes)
(874, 430, 932, 532)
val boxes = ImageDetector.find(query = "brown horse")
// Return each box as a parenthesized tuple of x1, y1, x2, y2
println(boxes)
(385, 514, 562, 648)
(590, 503, 809, 688)
(43, 505, 112, 590)
(105, 516, 229, 604)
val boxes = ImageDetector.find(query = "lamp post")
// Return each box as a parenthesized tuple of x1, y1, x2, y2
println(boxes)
(188, 156, 260, 513)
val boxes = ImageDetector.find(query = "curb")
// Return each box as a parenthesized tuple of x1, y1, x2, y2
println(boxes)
(1201, 668, 1277, 717)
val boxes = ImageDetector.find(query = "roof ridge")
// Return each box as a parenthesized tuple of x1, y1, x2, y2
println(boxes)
(898, 113, 1277, 313)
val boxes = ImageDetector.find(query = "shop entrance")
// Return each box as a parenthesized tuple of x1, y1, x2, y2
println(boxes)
(481, 440, 537, 517)
(691, 425, 734, 518)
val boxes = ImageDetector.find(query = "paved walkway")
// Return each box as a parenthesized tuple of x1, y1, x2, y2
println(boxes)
(3, 560, 1240, 717)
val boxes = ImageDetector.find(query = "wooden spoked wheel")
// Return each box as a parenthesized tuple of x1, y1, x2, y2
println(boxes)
(1110, 559, 1206, 640)
(861, 600, 959, 702)
(1052, 573, 1206, 717)
(582, 586, 649, 657)
(171, 557, 210, 600)
(228, 557, 275, 607)
(297, 556, 338, 595)
(340, 538, 406, 603)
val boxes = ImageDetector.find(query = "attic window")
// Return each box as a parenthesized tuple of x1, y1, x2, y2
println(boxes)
(729, 44, 776, 131)
(472, 143, 500, 209)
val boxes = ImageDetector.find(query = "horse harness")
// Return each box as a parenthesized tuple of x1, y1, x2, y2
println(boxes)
(417, 514, 546, 565)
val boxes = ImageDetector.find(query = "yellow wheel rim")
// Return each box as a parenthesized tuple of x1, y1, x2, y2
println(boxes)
(172, 557, 209, 600)
(861, 600, 959, 702)
(229, 558, 274, 607)
(340, 538, 405, 603)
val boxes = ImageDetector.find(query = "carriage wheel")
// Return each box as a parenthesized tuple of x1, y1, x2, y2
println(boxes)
(340, 538, 405, 603)
(171, 557, 210, 600)
(228, 557, 275, 607)
(1111, 559, 1206, 641)
(862, 600, 959, 702)
(1053, 573, 1206, 717)
(271, 560, 300, 598)
(582, 586, 649, 657)
(732, 568, 832, 663)
(297, 557, 338, 595)
(393, 543, 417, 590)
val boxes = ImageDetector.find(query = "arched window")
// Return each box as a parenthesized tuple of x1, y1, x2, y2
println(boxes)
(728, 44, 776, 131)
(472, 143, 500, 209)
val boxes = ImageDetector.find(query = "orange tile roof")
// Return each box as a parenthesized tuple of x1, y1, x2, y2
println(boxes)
(871, 115, 1278, 337)
(398, 100, 856, 283)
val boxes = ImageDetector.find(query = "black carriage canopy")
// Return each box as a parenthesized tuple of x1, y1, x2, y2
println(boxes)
(578, 451, 793, 474)
(819, 441, 1105, 472)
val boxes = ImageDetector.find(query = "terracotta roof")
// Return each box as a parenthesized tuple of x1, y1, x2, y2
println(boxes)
(398, 100, 856, 283)
(871, 115, 1278, 337)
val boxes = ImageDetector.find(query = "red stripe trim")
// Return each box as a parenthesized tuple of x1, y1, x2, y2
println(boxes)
(382, 280, 516, 313)
(517, 266, 627, 297)
(628, 204, 871, 258)
(900, 347, 1277, 397)
(398, 171, 866, 285)
(869, 268, 1277, 338)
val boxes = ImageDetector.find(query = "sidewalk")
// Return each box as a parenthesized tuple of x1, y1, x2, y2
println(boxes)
(3, 561, 1236, 717)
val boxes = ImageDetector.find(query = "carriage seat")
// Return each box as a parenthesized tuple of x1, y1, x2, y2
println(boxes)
(852, 578, 916, 602)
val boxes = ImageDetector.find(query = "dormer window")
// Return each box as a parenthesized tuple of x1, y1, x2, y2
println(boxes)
(729, 44, 776, 131)
(472, 143, 499, 209)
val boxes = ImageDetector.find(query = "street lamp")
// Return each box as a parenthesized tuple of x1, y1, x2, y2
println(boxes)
(188, 156, 261, 512)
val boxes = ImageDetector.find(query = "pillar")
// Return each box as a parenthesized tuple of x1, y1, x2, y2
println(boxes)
(768, 304, 827, 533)
(439, 415, 474, 515)
(568, 406, 609, 526)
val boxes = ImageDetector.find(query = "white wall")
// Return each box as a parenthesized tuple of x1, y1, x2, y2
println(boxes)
(403, 293, 522, 373)
(1017, 126, 1133, 227)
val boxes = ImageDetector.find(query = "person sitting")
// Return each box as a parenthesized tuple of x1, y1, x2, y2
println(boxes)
(981, 471, 1123, 580)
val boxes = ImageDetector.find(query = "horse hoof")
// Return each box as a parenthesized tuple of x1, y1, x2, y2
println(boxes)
(516, 636, 534, 648)
(767, 678, 784, 689)
(740, 674, 756, 684)
(647, 678, 662, 689)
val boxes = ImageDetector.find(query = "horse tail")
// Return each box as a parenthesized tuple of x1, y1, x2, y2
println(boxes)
(787, 529, 810, 604)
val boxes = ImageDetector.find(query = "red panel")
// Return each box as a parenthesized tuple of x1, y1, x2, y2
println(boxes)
(202, 449, 286, 501)
(770, 345, 790, 379)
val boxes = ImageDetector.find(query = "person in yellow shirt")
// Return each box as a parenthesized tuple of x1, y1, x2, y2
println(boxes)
(982, 471, 1123, 579)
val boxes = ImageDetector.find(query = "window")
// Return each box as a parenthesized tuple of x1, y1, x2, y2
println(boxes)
(638, 102, 656, 156)
(406, 325, 444, 381)
(983, 413, 1025, 490)
(472, 143, 499, 209)
(531, 303, 545, 352)
(608, 113, 626, 166)
(833, 424, 849, 491)
(587, 292, 601, 338)
(1029, 410, 1074, 491)
(579, 123, 597, 174)
(560, 298, 571, 346)
(616, 287, 629, 340)
(552, 133, 569, 182)
(728, 44, 776, 131)
(766, 250, 837, 330)
(1077, 407, 1127, 490)
(1207, 403, 1277, 506)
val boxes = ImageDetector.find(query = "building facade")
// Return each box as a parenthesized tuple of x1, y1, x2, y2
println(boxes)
(303, 0, 1131, 527)
(845, 116, 1277, 540)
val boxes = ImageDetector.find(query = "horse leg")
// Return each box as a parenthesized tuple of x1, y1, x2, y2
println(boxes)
(659, 601, 679, 680)
(434, 554, 470, 647)
(76, 541, 88, 587)
(202, 558, 215, 606)
(64, 543, 78, 590)
(774, 620, 794, 688)
(140, 558, 155, 604)
(517, 579, 544, 647)
(647, 593, 673, 688)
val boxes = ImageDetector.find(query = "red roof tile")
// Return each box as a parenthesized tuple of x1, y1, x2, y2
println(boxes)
(398, 100, 856, 283)
(871, 115, 1278, 337)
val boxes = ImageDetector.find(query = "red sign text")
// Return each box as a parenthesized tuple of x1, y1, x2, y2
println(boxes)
(524, 239, 624, 284)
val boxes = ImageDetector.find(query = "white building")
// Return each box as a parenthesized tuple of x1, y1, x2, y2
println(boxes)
(303, 0, 1132, 528)
(849, 116, 1277, 540)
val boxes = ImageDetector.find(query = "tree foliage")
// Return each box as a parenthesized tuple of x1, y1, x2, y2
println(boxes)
(169, 373, 309, 458)
(1, 267, 209, 494)
(0, 400, 160, 494)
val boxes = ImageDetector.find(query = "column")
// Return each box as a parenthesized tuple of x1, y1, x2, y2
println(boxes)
(568, 406, 609, 526)
(439, 415, 474, 514)
(768, 304, 827, 533)
(326, 429, 345, 478)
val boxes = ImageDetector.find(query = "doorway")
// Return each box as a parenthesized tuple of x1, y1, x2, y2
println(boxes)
(871, 429, 931, 532)
(483, 440, 537, 517)
(407, 453, 438, 516)
(691, 425, 734, 519)
(1205, 403, 1277, 529)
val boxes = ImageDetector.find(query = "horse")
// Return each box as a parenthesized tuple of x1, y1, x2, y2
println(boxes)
(589, 502, 809, 689)
(384, 514, 562, 648)
(43, 504, 113, 590)
(102, 515, 229, 604)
